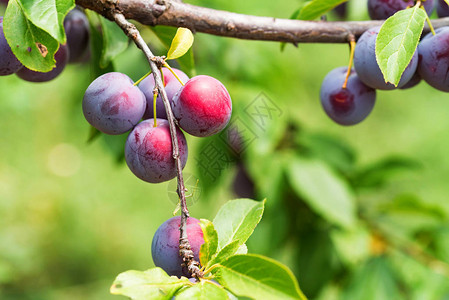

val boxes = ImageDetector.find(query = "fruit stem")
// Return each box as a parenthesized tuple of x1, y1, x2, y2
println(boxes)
(133, 70, 152, 86)
(163, 62, 185, 86)
(153, 88, 158, 127)
(112, 12, 202, 279)
(159, 67, 166, 86)
(424, 10, 436, 36)
(342, 35, 356, 89)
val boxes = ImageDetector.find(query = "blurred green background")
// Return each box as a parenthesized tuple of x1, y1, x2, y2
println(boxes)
(1, 0, 449, 299)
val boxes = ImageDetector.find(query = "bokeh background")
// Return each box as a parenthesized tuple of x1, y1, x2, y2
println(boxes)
(1, 0, 449, 299)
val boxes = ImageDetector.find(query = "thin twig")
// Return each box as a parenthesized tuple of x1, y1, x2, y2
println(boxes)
(112, 12, 202, 278)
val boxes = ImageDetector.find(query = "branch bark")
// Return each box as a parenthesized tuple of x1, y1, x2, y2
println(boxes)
(76, 0, 449, 44)
(111, 11, 202, 279)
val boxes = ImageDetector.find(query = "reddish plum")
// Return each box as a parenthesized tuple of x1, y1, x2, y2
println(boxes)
(125, 119, 188, 183)
(82, 72, 146, 134)
(151, 216, 204, 277)
(138, 67, 189, 119)
(172, 75, 232, 137)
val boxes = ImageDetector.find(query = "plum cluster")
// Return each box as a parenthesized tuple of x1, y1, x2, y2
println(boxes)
(82, 68, 232, 183)
(0, 8, 89, 82)
(320, 0, 449, 126)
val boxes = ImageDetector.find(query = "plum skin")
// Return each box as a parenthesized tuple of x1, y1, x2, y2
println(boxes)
(82, 72, 146, 135)
(437, 0, 449, 17)
(125, 119, 188, 183)
(320, 67, 376, 126)
(16, 44, 69, 82)
(64, 8, 90, 63)
(354, 26, 418, 90)
(0, 17, 23, 76)
(418, 27, 449, 92)
(138, 67, 189, 120)
(151, 216, 204, 278)
(172, 75, 232, 137)
(367, 0, 434, 20)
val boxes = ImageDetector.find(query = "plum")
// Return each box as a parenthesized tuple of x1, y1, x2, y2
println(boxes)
(64, 8, 90, 63)
(320, 67, 376, 126)
(418, 27, 449, 92)
(354, 26, 418, 90)
(82, 72, 146, 134)
(172, 75, 232, 137)
(138, 67, 189, 120)
(437, 0, 449, 17)
(367, 0, 434, 20)
(151, 216, 204, 277)
(125, 119, 188, 183)
(0, 17, 23, 75)
(16, 44, 69, 82)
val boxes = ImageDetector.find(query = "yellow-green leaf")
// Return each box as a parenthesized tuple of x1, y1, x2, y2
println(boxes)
(166, 27, 194, 60)
(375, 4, 426, 86)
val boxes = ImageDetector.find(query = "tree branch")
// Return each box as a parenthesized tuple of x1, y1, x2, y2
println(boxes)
(76, 0, 449, 44)
(111, 11, 202, 279)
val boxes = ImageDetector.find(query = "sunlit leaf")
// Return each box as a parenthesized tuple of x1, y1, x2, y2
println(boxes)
(376, 5, 426, 86)
(110, 268, 189, 300)
(166, 27, 194, 60)
(18, 0, 74, 43)
(215, 254, 306, 300)
(298, 0, 348, 20)
(3, 0, 59, 71)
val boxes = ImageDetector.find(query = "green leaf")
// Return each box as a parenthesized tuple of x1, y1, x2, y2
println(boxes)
(298, 0, 348, 20)
(213, 199, 265, 251)
(215, 254, 306, 300)
(199, 219, 219, 267)
(98, 15, 129, 68)
(85, 10, 115, 79)
(110, 268, 190, 300)
(150, 26, 196, 76)
(352, 156, 421, 188)
(208, 240, 241, 267)
(287, 158, 356, 228)
(18, 0, 74, 44)
(375, 4, 426, 86)
(3, 0, 59, 72)
(166, 27, 194, 60)
(175, 280, 230, 300)
(343, 256, 402, 300)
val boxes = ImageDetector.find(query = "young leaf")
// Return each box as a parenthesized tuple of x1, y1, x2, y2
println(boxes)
(150, 26, 196, 76)
(175, 280, 230, 300)
(213, 199, 265, 251)
(287, 158, 356, 228)
(298, 0, 348, 20)
(110, 268, 190, 300)
(18, 0, 74, 44)
(208, 240, 241, 267)
(3, 0, 59, 72)
(98, 15, 129, 68)
(215, 254, 306, 300)
(166, 27, 194, 60)
(375, 5, 426, 86)
(199, 219, 219, 267)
